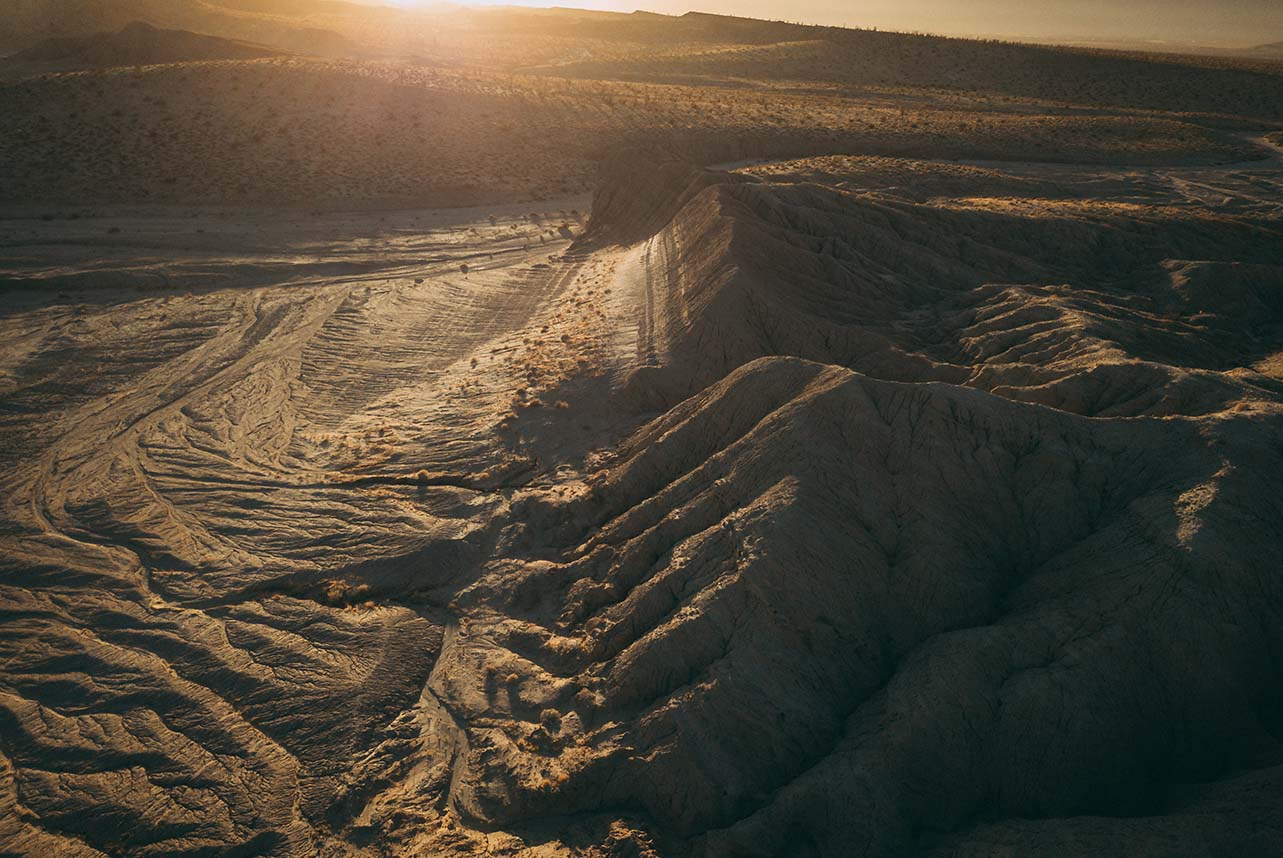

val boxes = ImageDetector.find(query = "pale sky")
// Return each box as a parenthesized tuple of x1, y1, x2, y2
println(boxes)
(434, 0, 1283, 48)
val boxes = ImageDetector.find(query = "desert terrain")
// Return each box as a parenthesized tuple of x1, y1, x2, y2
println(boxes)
(4, 2, 1283, 857)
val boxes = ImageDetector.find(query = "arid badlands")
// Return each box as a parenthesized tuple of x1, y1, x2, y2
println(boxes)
(3, 2, 1283, 856)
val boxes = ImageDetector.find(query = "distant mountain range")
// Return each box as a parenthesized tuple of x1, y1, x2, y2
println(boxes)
(3, 0, 1280, 66)
(1247, 40, 1283, 58)
(5, 21, 282, 70)
(0, 0, 357, 57)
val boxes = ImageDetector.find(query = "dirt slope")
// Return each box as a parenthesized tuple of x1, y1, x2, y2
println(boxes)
(447, 354, 1282, 858)
(592, 149, 1283, 417)
(0, 200, 592, 855)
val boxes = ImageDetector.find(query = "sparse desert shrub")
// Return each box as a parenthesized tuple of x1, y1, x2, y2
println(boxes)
(321, 578, 372, 605)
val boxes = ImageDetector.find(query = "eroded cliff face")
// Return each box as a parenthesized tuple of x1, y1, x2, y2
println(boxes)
(3, 145, 1283, 857)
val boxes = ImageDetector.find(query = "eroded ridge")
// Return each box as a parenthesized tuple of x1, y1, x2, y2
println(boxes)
(3, 144, 1283, 857)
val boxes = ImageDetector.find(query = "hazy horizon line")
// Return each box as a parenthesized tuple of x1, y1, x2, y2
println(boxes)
(385, 0, 1282, 51)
